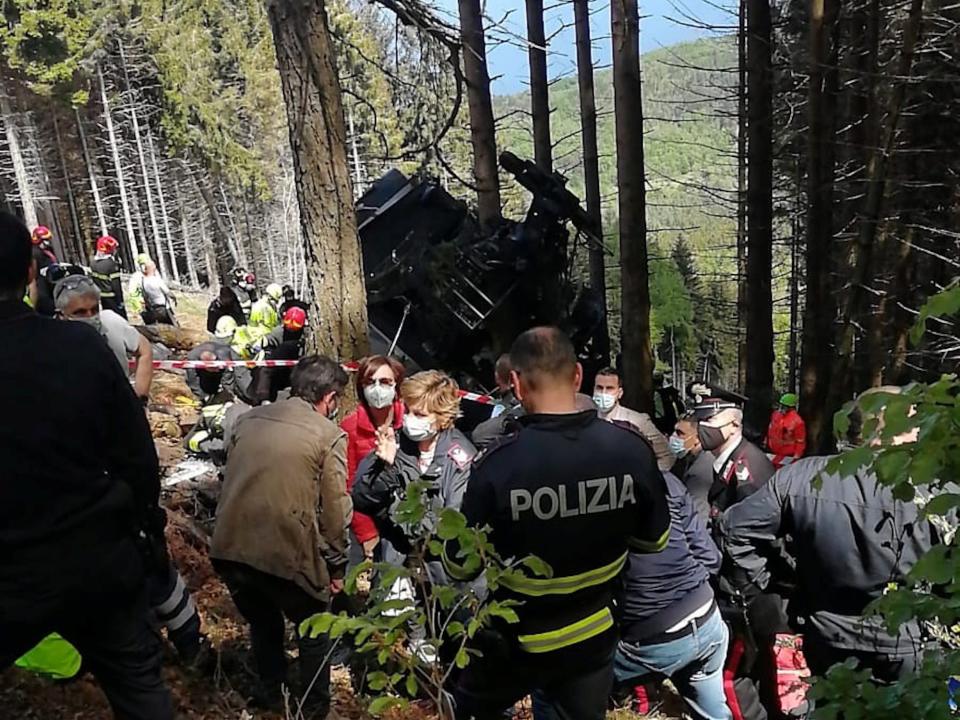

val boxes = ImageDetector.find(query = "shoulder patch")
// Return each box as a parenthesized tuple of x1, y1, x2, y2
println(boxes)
(447, 443, 474, 470)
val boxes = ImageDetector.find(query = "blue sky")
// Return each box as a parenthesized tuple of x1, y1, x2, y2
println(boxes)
(434, 0, 734, 94)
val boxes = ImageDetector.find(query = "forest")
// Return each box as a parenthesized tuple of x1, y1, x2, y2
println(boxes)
(2, 0, 960, 715)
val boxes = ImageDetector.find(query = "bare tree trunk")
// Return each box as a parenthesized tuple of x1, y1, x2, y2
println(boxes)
(219, 182, 248, 267)
(744, 0, 775, 432)
(147, 130, 179, 283)
(53, 112, 86, 263)
(0, 90, 39, 229)
(75, 107, 108, 236)
(119, 41, 165, 276)
(788, 159, 802, 394)
(176, 183, 199, 288)
(612, 0, 654, 413)
(526, 0, 552, 172)
(190, 167, 240, 268)
(574, 0, 609, 365)
(457, 0, 502, 229)
(99, 64, 140, 259)
(800, 0, 840, 452)
(736, 0, 748, 390)
(347, 106, 365, 197)
(267, 0, 369, 359)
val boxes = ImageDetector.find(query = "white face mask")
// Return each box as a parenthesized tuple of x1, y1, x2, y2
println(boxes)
(593, 392, 617, 413)
(364, 383, 396, 410)
(403, 414, 437, 442)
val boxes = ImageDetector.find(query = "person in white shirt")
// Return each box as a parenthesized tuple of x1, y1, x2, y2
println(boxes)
(592, 367, 674, 471)
(140, 260, 177, 326)
(53, 274, 154, 403)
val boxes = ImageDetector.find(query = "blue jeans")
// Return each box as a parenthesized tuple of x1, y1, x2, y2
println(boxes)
(614, 605, 731, 720)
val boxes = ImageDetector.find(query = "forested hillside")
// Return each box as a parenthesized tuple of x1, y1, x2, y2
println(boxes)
(497, 36, 749, 388)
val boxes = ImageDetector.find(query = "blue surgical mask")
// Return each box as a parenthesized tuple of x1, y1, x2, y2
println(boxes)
(593, 393, 617, 413)
(668, 434, 689, 458)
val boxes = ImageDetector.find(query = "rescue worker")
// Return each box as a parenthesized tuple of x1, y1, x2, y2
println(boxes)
(593, 366, 675, 471)
(53, 273, 154, 402)
(441, 327, 672, 720)
(140, 260, 177, 325)
(688, 382, 775, 520)
(0, 211, 174, 718)
(31, 224, 59, 316)
(719, 387, 943, 684)
(668, 414, 715, 526)
(352, 369, 476, 583)
(127, 253, 150, 316)
(185, 325, 255, 405)
(764, 393, 807, 468)
(249, 282, 283, 330)
(471, 353, 524, 450)
(279, 283, 309, 316)
(184, 344, 252, 466)
(90, 234, 126, 318)
(231, 268, 258, 319)
(613, 424, 730, 720)
(212, 356, 351, 716)
(206, 285, 246, 333)
(251, 305, 308, 403)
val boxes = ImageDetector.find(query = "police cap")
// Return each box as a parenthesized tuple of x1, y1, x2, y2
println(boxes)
(687, 381, 747, 420)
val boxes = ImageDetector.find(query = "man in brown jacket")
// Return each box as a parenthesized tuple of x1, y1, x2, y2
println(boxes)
(212, 355, 352, 718)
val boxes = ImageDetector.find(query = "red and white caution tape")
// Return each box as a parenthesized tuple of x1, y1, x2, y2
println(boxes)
(137, 358, 495, 404)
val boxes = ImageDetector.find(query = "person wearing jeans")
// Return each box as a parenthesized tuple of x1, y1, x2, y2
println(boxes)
(610, 420, 731, 720)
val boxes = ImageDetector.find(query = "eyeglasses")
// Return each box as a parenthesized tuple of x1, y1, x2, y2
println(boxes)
(52, 273, 97, 302)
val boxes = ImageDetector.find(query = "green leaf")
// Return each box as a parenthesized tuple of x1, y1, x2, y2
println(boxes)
(520, 555, 554, 578)
(368, 695, 402, 715)
(405, 673, 418, 697)
(891, 482, 915, 502)
(909, 545, 953, 585)
(455, 647, 470, 669)
(486, 604, 520, 624)
(922, 492, 960, 517)
(436, 509, 468, 539)
(298, 612, 334, 639)
(368, 671, 390, 691)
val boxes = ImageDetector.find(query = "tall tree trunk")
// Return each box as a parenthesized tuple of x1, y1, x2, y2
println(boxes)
(52, 112, 85, 263)
(219, 182, 248, 267)
(267, 0, 369, 359)
(0, 90, 39, 229)
(190, 166, 239, 269)
(176, 184, 200, 288)
(147, 130, 179, 283)
(800, 0, 840, 451)
(744, 0, 775, 432)
(833, 0, 924, 395)
(736, 0, 748, 390)
(75, 107, 107, 236)
(119, 40, 165, 276)
(99, 64, 140, 259)
(612, 0, 654, 413)
(788, 159, 802, 394)
(457, 0, 502, 229)
(574, 0, 609, 365)
(526, 0, 552, 172)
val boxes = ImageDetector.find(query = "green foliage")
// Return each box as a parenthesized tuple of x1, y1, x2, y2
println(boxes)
(298, 480, 550, 715)
(2, 0, 91, 99)
(812, 287, 960, 719)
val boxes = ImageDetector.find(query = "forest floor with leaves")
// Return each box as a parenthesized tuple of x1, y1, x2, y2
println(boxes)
(0, 291, 669, 720)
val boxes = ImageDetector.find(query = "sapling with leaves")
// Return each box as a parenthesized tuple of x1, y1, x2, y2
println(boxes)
(299, 479, 551, 718)
(808, 283, 960, 720)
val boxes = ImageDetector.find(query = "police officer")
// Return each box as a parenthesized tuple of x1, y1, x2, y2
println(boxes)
(719, 388, 945, 684)
(442, 327, 672, 720)
(687, 382, 775, 520)
(471, 353, 524, 450)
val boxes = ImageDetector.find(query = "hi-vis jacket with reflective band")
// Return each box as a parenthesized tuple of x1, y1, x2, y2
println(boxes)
(442, 410, 672, 655)
(90, 254, 123, 300)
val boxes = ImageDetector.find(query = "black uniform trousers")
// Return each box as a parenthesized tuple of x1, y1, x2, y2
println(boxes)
(453, 630, 616, 720)
(0, 574, 173, 720)
(214, 560, 332, 716)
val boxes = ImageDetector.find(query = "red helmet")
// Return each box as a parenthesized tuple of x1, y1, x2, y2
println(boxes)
(96, 235, 119, 254)
(282, 306, 307, 331)
(32, 226, 52, 245)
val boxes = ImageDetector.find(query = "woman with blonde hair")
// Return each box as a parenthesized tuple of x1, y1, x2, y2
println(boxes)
(352, 369, 476, 580)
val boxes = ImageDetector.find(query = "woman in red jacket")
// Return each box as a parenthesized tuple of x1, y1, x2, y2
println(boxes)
(340, 355, 406, 560)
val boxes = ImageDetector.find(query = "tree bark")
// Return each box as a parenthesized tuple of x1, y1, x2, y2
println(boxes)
(457, 0, 502, 229)
(147, 129, 180, 283)
(52, 112, 85, 263)
(267, 0, 369, 360)
(612, 0, 654, 413)
(526, 0, 552, 172)
(736, 0, 748, 390)
(744, 0, 775, 432)
(99, 64, 140, 259)
(0, 90, 39, 229)
(800, 0, 840, 452)
(75, 107, 108, 237)
(574, 0, 609, 365)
